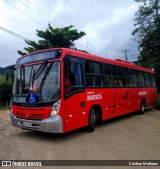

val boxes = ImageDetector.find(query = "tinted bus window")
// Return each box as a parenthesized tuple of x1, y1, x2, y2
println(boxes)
(150, 74, 156, 87)
(111, 66, 119, 87)
(104, 64, 112, 86)
(118, 67, 130, 87)
(86, 62, 102, 74)
(138, 71, 146, 86)
(129, 69, 138, 86)
(86, 61, 103, 87)
(145, 73, 151, 86)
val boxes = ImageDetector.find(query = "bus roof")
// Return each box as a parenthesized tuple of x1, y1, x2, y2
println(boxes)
(67, 48, 154, 74)
(20, 48, 154, 74)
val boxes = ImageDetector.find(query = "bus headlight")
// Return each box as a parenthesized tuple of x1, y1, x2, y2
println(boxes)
(50, 100, 60, 117)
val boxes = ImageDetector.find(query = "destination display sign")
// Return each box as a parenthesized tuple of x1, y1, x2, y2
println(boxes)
(12, 96, 27, 103)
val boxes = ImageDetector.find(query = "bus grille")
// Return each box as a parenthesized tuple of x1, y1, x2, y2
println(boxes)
(15, 112, 45, 120)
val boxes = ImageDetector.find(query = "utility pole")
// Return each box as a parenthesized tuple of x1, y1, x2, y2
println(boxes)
(122, 50, 130, 61)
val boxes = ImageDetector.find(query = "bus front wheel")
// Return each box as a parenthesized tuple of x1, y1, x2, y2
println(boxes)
(87, 108, 95, 132)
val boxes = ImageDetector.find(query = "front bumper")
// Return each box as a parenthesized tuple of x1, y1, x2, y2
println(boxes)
(10, 112, 63, 133)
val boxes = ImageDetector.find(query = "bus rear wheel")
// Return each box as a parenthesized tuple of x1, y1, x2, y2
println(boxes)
(87, 108, 96, 132)
(139, 99, 146, 114)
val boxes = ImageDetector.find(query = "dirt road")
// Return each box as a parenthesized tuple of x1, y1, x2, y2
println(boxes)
(0, 109, 160, 168)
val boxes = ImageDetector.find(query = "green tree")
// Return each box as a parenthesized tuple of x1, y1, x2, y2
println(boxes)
(132, 0, 160, 76)
(18, 24, 86, 55)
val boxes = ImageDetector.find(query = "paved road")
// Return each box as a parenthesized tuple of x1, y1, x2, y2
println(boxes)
(0, 109, 160, 168)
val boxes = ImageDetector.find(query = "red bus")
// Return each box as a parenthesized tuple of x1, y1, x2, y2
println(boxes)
(10, 48, 157, 133)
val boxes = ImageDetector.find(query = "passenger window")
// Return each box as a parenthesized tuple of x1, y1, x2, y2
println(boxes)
(111, 66, 119, 87)
(86, 61, 103, 87)
(65, 61, 83, 95)
(138, 71, 146, 86)
(150, 74, 156, 87)
(118, 67, 130, 87)
(129, 69, 138, 86)
(104, 64, 112, 86)
(145, 73, 151, 86)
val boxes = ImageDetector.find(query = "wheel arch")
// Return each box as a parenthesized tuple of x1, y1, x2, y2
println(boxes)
(90, 104, 102, 122)
(141, 97, 146, 106)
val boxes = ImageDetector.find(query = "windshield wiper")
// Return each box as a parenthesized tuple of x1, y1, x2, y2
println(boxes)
(32, 61, 48, 81)
(39, 62, 53, 89)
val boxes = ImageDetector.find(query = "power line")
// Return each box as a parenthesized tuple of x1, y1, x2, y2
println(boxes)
(4, 0, 106, 57)
(0, 26, 100, 56)
(0, 26, 27, 41)
(63, 0, 104, 37)
(63, 0, 107, 56)
(17, 0, 59, 27)
(39, 0, 69, 26)
(4, 0, 47, 29)
(23, 1, 99, 55)
(31, 0, 105, 56)
(24, 0, 63, 27)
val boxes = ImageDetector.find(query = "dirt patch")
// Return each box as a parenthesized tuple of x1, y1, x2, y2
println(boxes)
(0, 109, 160, 168)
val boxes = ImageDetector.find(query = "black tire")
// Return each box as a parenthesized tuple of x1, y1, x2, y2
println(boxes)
(139, 99, 146, 114)
(87, 108, 95, 132)
(95, 109, 101, 124)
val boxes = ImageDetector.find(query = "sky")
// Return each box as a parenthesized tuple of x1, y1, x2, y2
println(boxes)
(0, 0, 139, 67)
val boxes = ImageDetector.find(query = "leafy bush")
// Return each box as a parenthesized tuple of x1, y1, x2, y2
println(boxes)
(0, 75, 5, 82)
(155, 92, 160, 110)
(0, 80, 12, 107)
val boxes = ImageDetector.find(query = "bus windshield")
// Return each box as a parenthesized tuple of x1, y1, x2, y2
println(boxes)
(12, 61, 60, 104)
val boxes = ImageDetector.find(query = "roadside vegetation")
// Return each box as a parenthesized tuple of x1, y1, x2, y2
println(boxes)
(155, 92, 160, 110)
(133, 0, 160, 111)
(0, 75, 12, 107)
(0, 106, 8, 111)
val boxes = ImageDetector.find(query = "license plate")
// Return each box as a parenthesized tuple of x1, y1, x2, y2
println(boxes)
(22, 122, 32, 127)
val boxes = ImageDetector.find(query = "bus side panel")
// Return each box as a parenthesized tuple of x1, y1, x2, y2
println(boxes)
(128, 87, 157, 111)
(114, 88, 131, 116)
(146, 88, 152, 107)
(150, 87, 158, 106)
(100, 89, 114, 120)
(63, 87, 157, 133)
(129, 88, 140, 112)
(64, 88, 113, 132)
(64, 88, 116, 132)
(64, 92, 88, 132)
(85, 88, 116, 121)
(144, 87, 157, 107)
